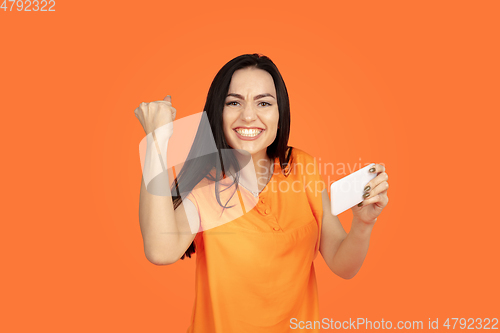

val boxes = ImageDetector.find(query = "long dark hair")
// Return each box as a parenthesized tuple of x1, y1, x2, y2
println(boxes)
(171, 53, 294, 259)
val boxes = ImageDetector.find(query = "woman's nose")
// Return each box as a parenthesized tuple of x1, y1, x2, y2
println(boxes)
(241, 103, 257, 122)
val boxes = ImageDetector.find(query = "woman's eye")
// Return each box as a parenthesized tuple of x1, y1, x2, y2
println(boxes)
(225, 101, 272, 107)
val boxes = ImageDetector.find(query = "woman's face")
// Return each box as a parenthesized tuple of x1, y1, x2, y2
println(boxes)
(222, 67, 279, 159)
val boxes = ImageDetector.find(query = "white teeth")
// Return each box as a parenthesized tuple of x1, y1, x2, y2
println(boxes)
(235, 128, 263, 137)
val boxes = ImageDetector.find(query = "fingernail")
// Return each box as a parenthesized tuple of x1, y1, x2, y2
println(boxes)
(358, 202, 363, 207)
(369, 167, 375, 173)
(364, 186, 371, 192)
(363, 192, 370, 198)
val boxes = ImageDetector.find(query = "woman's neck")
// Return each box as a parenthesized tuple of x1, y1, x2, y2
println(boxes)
(253, 155, 273, 192)
(229, 150, 274, 192)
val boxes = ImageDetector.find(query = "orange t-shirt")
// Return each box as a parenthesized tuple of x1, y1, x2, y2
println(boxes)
(185, 147, 325, 333)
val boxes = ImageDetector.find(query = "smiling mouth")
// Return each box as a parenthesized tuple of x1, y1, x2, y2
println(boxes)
(234, 128, 264, 137)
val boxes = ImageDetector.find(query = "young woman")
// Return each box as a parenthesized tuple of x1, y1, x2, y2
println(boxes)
(134, 53, 389, 333)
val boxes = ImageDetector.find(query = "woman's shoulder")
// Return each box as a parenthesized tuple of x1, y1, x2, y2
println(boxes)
(282, 147, 319, 177)
(288, 146, 317, 164)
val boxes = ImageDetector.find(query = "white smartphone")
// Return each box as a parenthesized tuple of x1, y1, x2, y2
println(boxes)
(330, 163, 377, 216)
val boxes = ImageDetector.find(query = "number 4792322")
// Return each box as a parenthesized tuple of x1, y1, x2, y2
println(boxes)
(443, 318, 498, 330)
(1, 0, 56, 12)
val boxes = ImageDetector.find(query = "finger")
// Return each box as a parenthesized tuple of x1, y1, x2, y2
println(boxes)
(369, 163, 386, 175)
(379, 191, 389, 207)
(363, 180, 389, 200)
(134, 106, 144, 120)
(157, 97, 172, 108)
(368, 190, 389, 208)
(363, 172, 389, 193)
(171, 107, 177, 121)
(359, 193, 387, 208)
(148, 100, 158, 115)
(156, 99, 176, 122)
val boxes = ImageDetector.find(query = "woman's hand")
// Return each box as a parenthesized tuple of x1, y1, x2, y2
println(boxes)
(134, 95, 177, 135)
(350, 163, 389, 225)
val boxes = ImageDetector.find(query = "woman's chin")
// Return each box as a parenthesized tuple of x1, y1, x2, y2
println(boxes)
(231, 146, 266, 157)
(232, 148, 252, 156)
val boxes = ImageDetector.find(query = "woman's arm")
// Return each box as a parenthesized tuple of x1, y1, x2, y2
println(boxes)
(319, 189, 373, 279)
(135, 96, 199, 265)
(138, 169, 199, 265)
(319, 163, 389, 279)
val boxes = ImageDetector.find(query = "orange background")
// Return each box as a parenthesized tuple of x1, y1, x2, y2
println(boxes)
(1, 1, 499, 331)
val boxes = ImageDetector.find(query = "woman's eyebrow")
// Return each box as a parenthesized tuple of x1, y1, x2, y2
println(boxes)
(226, 93, 276, 100)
